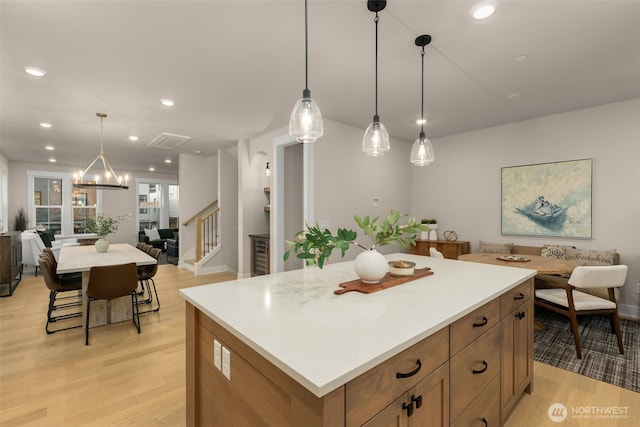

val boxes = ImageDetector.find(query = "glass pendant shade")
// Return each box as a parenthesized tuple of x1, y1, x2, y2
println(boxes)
(362, 119, 390, 156)
(289, 90, 323, 143)
(410, 133, 435, 166)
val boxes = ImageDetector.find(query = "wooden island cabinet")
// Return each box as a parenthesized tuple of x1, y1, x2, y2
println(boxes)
(182, 254, 534, 427)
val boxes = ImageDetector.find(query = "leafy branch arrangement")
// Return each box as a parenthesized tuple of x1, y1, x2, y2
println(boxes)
(284, 210, 427, 268)
(84, 214, 130, 238)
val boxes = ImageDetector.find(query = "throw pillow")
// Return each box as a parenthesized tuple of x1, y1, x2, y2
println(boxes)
(144, 227, 161, 242)
(540, 245, 567, 259)
(564, 248, 616, 266)
(479, 240, 513, 254)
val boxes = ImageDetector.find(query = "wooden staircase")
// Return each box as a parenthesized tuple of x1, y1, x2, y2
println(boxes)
(182, 200, 220, 265)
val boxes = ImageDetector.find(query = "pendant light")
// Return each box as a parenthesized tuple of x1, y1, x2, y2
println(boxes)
(74, 113, 129, 190)
(410, 34, 435, 166)
(362, 0, 389, 157)
(289, 0, 323, 143)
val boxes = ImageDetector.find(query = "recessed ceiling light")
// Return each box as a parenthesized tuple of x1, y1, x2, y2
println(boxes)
(470, 0, 498, 20)
(23, 66, 47, 77)
(48, 158, 56, 163)
(128, 135, 139, 141)
(39, 122, 53, 128)
(164, 159, 172, 164)
(160, 98, 175, 107)
(149, 167, 155, 172)
(508, 93, 522, 100)
(515, 55, 528, 62)
(45, 145, 55, 151)
(195, 150, 203, 155)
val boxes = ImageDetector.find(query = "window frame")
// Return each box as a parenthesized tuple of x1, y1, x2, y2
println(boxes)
(27, 170, 102, 237)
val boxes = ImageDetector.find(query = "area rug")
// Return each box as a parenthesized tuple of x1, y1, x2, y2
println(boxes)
(534, 307, 639, 392)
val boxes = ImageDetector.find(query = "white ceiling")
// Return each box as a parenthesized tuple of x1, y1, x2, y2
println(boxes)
(2, 0, 639, 176)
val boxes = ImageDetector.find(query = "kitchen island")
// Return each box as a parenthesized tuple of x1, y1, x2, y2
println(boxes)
(180, 253, 536, 426)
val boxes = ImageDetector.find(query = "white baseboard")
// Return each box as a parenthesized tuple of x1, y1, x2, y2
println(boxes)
(618, 303, 639, 320)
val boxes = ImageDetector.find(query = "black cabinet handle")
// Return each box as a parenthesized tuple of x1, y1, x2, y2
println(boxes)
(396, 359, 422, 379)
(513, 293, 524, 300)
(402, 401, 414, 417)
(516, 311, 525, 320)
(482, 417, 488, 427)
(472, 360, 488, 375)
(472, 316, 488, 327)
(411, 394, 423, 409)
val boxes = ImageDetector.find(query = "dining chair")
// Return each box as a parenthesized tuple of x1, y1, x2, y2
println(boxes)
(42, 247, 83, 285)
(39, 255, 82, 334)
(85, 262, 141, 345)
(136, 247, 162, 313)
(136, 242, 146, 251)
(429, 247, 445, 258)
(534, 265, 628, 359)
(141, 244, 153, 254)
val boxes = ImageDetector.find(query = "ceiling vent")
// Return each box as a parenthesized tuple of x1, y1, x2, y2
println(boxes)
(148, 132, 191, 150)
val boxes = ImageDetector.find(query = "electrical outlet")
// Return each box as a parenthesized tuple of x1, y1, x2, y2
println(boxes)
(213, 340, 222, 370)
(373, 197, 380, 208)
(222, 347, 231, 380)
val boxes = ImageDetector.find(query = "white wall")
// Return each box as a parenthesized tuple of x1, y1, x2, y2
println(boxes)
(179, 153, 217, 258)
(214, 146, 239, 272)
(411, 98, 640, 317)
(313, 119, 413, 262)
(0, 153, 8, 232)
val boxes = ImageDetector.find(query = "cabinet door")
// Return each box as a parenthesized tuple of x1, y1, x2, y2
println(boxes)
(362, 394, 409, 427)
(500, 300, 533, 422)
(409, 362, 449, 427)
(363, 363, 449, 427)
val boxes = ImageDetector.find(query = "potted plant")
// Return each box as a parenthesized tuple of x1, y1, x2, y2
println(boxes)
(284, 210, 427, 284)
(14, 208, 27, 232)
(84, 213, 130, 252)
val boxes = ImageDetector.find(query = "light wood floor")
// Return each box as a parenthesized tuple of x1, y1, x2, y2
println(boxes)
(1, 265, 638, 426)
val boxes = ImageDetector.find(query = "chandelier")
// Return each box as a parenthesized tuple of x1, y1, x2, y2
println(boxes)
(73, 113, 129, 190)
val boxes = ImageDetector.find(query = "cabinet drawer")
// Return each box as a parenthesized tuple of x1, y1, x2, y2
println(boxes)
(450, 298, 500, 356)
(449, 325, 500, 421)
(346, 327, 449, 427)
(451, 374, 500, 427)
(500, 279, 532, 318)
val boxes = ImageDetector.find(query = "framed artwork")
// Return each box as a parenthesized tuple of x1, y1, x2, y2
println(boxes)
(501, 159, 592, 238)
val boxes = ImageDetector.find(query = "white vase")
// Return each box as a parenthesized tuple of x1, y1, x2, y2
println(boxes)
(95, 238, 110, 253)
(420, 231, 430, 240)
(429, 230, 438, 241)
(354, 249, 388, 284)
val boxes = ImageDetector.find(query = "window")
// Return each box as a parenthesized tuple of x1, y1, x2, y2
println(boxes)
(136, 180, 178, 232)
(72, 186, 98, 233)
(33, 177, 63, 234)
(28, 171, 101, 236)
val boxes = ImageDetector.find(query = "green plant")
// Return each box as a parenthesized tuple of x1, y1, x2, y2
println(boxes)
(84, 214, 129, 239)
(421, 218, 437, 224)
(284, 210, 427, 268)
(14, 208, 27, 231)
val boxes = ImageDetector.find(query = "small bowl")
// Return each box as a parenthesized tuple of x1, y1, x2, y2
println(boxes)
(388, 260, 416, 277)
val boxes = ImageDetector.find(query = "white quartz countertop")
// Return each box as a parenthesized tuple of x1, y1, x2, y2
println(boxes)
(180, 253, 535, 398)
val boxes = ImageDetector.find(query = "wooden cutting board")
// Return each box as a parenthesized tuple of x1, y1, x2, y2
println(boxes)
(334, 267, 433, 295)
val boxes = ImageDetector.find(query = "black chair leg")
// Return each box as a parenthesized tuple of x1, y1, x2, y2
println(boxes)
(85, 298, 91, 345)
(131, 292, 141, 333)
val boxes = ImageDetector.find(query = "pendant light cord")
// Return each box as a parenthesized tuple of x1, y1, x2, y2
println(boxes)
(304, 0, 309, 92)
(374, 13, 380, 120)
(99, 115, 105, 155)
(420, 45, 425, 135)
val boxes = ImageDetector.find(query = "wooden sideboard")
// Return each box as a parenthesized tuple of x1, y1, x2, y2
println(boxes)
(0, 232, 22, 297)
(411, 240, 470, 260)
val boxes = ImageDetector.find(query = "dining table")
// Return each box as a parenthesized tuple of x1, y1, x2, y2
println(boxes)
(458, 252, 579, 330)
(57, 243, 157, 328)
(457, 253, 579, 276)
